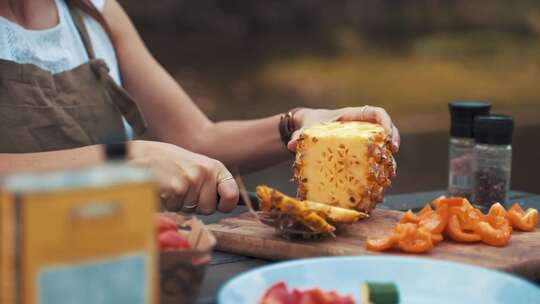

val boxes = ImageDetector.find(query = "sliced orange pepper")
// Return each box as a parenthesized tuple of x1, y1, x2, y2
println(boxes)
(446, 214, 481, 242)
(419, 203, 448, 235)
(393, 222, 417, 235)
(448, 206, 462, 218)
(444, 198, 483, 230)
(397, 225, 434, 253)
(492, 215, 512, 233)
(458, 207, 485, 231)
(509, 202, 526, 214)
(400, 205, 435, 224)
(433, 196, 470, 209)
(365, 197, 538, 253)
(418, 204, 434, 217)
(430, 195, 447, 209)
(366, 235, 397, 252)
(474, 219, 511, 247)
(507, 203, 539, 232)
(487, 203, 507, 219)
(431, 233, 444, 243)
(462, 199, 474, 209)
(366, 223, 417, 252)
(399, 210, 421, 224)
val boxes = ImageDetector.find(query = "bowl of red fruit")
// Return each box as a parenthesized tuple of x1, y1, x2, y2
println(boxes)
(155, 213, 216, 304)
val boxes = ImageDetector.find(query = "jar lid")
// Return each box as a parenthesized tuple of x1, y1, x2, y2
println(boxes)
(474, 115, 514, 145)
(449, 101, 492, 138)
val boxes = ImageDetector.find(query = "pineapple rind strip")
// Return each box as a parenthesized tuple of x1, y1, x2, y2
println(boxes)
(256, 185, 367, 234)
(304, 200, 368, 224)
(256, 186, 335, 233)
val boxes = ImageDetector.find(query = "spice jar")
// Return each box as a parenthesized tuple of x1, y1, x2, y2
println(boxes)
(448, 101, 491, 200)
(472, 115, 514, 209)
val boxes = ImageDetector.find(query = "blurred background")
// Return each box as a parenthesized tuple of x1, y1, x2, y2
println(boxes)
(120, 0, 540, 196)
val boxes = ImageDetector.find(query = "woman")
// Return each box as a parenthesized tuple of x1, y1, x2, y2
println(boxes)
(0, 0, 400, 214)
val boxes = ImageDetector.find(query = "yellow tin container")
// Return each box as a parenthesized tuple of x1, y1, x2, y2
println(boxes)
(1, 164, 158, 304)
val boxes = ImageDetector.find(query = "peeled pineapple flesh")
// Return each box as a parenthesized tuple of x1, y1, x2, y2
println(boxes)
(294, 121, 395, 213)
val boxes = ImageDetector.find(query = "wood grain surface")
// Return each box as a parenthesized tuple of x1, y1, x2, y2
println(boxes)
(207, 209, 540, 282)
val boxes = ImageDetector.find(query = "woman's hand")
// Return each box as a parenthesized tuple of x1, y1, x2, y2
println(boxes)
(289, 106, 401, 153)
(128, 140, 239, 214)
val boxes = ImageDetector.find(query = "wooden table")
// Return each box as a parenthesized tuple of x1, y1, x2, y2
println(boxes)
(195, 190, 540, 304)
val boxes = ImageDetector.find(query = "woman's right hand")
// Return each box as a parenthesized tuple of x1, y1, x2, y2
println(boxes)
(128, 140, 239, 214)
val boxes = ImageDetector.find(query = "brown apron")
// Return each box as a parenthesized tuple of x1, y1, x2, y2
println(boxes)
(0, 2, 146, 153)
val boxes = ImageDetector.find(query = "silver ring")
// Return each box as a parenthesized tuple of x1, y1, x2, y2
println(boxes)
(218, 176, 234, 184)
(181, 202, 199, 213)
(360, 105, 369, 120)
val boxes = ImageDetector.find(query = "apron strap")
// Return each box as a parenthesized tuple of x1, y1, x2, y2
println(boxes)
(96, 61, 148, 136)
(67, 1, 97, 60)
(65, 1, 148, 137)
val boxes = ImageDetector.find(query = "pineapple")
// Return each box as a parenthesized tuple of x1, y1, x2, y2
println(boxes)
(256, 185, 368, 236)
(294, 121, 396, 213)
(256, 185, 336, 234)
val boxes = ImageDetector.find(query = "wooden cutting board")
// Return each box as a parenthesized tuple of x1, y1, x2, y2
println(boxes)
(207, 209, 540, 282)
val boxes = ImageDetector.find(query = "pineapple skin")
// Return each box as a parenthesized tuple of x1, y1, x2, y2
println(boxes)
(293, 121, 396, 213)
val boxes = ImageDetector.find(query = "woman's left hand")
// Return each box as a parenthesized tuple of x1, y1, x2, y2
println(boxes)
(288, 106, 400, 153)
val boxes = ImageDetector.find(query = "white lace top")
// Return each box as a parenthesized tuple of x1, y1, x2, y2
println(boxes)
(0, 0, 119, 83)
(0, 0, 134, 138)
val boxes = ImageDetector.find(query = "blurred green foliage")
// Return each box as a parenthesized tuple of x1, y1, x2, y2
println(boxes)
(123, 0, 540, 123)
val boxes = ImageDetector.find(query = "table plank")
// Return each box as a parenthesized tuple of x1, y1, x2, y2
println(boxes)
(208, 251, 250, 266)
(196, 190, 539, 304)
(208, 209, 540, 278)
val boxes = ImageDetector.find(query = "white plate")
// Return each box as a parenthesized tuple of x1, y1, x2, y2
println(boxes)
(218, 256, 540, 303)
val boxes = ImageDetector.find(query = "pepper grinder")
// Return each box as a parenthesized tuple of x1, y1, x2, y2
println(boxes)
(472, 115, 514, 209)
(448, 101, 491, 200)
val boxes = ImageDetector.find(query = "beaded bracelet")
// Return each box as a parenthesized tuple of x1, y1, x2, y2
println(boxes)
(278, 108, 302, 148)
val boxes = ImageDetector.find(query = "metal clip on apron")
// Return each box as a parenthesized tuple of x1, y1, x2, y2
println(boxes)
(0, 2, 146, 153)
